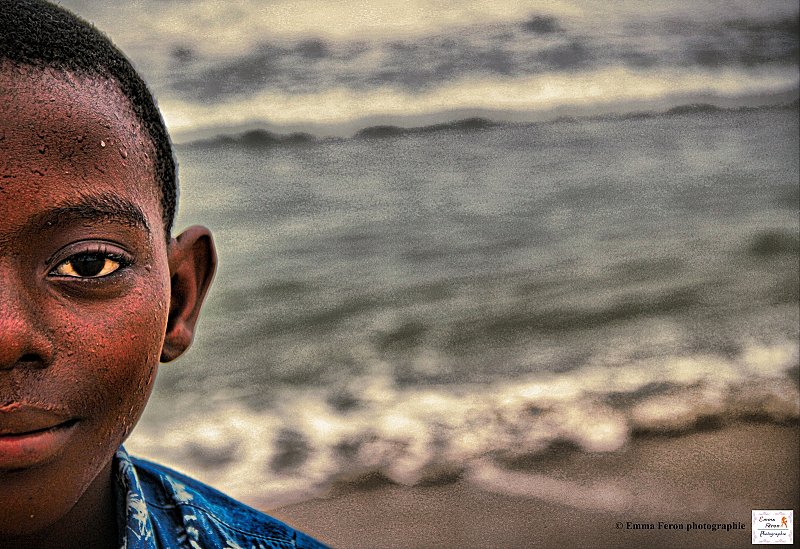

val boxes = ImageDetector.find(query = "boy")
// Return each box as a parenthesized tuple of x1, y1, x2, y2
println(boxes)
(0, 0, 328, 547)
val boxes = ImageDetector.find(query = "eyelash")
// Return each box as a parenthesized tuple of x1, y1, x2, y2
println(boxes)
(49, 245, 133, 280)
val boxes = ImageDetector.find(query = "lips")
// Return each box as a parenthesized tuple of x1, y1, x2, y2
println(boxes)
(0, 404, 78, 469)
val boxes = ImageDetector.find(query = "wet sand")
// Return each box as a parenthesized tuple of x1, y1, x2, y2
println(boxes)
(269, 423, 798, 549)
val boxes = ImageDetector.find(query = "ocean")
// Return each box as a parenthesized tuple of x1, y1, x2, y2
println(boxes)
(60, 0, 800, 508)
(126, 104, 799, 506)
(59, 0, 799, 137)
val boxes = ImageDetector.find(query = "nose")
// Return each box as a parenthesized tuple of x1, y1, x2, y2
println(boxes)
(0, 276, 53, 370)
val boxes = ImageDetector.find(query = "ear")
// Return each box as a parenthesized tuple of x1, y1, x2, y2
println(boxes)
(160, 225, 217, 362)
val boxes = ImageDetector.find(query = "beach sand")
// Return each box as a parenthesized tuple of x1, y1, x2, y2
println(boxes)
(269, 422, 798, 548)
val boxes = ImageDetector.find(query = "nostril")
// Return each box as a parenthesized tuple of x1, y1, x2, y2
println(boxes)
(0, 352, 48, 370)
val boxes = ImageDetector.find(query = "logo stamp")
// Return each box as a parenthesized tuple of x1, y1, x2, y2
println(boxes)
(752, 510, 793, 544)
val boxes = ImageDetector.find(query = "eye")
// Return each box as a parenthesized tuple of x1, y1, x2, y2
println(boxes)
(51, 251, 130, 279)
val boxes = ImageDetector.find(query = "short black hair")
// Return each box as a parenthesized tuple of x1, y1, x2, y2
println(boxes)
(0, 0, 177, 237)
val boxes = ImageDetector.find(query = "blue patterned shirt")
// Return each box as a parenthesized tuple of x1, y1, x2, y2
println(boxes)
(115, 446, 329, 548)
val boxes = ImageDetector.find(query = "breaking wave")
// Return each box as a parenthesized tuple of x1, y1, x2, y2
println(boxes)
(181, 99, 798, 146)
(127, 341, 798, 507)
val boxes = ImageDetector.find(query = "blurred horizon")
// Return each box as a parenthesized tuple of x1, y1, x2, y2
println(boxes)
(59, 0, 798, 139)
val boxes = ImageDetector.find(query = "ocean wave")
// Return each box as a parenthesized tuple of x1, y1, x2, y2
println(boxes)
(162, 11, 797, 101)
(180, 99, 798, 147)
(127, 341, 799, 506)
(163, 64, 798, 138)
(58, 0, 799, 141)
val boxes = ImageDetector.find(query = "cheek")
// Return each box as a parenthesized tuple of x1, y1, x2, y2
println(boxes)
(48, 278, 170, 441)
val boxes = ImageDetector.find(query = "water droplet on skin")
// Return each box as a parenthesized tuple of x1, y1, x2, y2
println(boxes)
(119, 148, 128, 159)
(100, 140, 106, 148)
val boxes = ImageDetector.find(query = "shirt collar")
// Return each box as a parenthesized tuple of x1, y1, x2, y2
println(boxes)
(114, 446, 157, 549)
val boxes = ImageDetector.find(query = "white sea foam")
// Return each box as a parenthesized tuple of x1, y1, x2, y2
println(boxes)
(126, 341, 799, 506)
(62, 0, 799, 53)
(159, 67, 799, 136)
(468, 463, 632, 512)
(56, 0, 800, 139)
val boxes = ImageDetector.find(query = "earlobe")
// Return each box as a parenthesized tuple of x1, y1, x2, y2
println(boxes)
(160, 225, 216, 362)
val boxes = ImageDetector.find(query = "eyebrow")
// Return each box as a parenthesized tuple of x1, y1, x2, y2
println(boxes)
(31, 193, 151, 236)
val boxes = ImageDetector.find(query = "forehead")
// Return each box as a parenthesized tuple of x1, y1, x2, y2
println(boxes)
(0, 63, 161, 238)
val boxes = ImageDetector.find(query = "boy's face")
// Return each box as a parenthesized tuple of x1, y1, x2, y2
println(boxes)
(0, 63, 214, 537)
